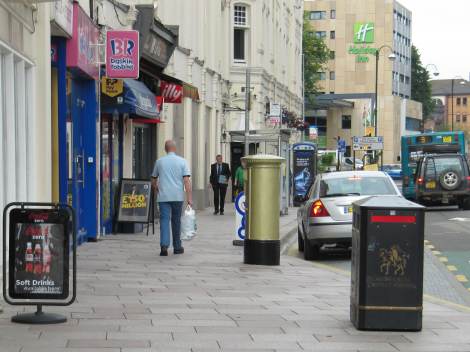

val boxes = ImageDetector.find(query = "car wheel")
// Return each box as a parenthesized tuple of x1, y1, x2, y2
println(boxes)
(298, 228, 304, 252)
(439, 169, 462, 191)
(304, 240, 320, 260)
(462, 198, 470, 211)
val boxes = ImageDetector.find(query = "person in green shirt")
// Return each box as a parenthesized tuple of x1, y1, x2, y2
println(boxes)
(234, 160, 246, 193)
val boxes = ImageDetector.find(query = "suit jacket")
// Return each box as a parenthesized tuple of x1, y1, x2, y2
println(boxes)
(210, 162, 231, 186)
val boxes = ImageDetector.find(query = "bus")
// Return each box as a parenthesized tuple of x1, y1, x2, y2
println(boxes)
(401, 131, 466, 199)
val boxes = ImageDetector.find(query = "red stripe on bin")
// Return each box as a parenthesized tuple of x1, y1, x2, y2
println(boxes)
(371, 215, 416, 223)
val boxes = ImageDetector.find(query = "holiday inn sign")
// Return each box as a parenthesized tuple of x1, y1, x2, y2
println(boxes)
(354, 22, 375, 43)
(349, 22, 377, 62)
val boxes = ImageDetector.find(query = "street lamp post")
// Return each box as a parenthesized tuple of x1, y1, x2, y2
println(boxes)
(374, 45, 396, 138)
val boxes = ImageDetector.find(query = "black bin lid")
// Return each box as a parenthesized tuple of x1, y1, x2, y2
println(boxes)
(353, 195, 425, 210)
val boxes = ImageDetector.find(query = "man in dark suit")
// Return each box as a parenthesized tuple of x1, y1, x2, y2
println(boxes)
(210, 155, 231, 215)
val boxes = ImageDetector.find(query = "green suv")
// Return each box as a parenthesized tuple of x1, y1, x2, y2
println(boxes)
(415, 154, 470, 209)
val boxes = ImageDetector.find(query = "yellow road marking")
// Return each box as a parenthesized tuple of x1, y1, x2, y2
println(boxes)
(439, 257, 449, 263)
(288, 243, 470, 313)
(447, 265, 458, 272)
(456, 275, 468, 283)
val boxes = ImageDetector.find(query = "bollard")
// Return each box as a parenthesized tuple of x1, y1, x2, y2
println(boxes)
(242, 155, 285, 265)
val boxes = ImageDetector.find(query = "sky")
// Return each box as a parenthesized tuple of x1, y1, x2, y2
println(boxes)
(397, 0, 470, 81)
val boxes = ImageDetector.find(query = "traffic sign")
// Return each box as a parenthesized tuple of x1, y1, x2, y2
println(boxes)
(337, 138, 347, 153)
(352, 136, 384, 151)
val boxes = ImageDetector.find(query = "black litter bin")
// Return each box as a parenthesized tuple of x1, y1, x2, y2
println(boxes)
(350, 196, 425, 331)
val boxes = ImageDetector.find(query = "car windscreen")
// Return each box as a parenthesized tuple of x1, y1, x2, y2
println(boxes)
(319, 176, 397, 197)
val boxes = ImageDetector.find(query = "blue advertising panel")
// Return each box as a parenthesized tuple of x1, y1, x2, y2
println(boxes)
(293, 142, 317, 206)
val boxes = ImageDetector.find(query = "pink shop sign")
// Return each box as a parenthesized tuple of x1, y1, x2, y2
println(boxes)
(66, 2, 99, 80)
(106, 30, 140, 79)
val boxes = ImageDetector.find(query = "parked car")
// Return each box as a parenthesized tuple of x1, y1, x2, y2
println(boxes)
(297, 171, 401, 260)
(341, 157, 363, 171)
(381, 164, 402, 180)
(414, 154, 470, 208)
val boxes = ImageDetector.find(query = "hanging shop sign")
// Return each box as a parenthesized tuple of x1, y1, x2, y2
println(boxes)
(106, 30, 140, 79)
(101, 77, 124, 97)
(66, 2, 99, 79)
(161, 81, 183, 103)
(117, 179, 152, 223)
(309, 126, 318, 140)
(51, 0, 73, 37)
(133, 4, 177, 69)
(183, 83, 200, 102)
(269, 103, 281, 124)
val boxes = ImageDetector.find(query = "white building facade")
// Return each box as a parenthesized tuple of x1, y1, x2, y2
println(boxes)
(157, 0, 304, 207)
(0, 0, 52, 256)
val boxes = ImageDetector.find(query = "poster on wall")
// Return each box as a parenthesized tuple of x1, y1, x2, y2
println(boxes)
(9, 209, 70, 300)
(292, 143, 317, 206)
(117, 179, 152, 223)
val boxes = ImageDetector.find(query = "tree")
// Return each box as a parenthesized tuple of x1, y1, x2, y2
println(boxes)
(411, 45, 434, 119)
(303, 13, 330, 105)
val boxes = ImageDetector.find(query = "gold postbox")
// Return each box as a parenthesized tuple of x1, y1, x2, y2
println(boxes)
(242, 154, 285, 265)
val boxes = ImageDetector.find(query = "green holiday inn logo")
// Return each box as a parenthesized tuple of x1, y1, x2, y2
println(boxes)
(354, 22, 375, 43)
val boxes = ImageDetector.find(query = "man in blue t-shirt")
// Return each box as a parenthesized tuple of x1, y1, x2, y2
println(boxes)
(151, 140, 192, 256)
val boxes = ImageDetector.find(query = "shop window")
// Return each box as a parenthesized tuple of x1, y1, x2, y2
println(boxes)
(330, 9, 336, 19)
(342, 115, 351, 129)
(309, 11, 326, 20)
(330, 31, 335, 39)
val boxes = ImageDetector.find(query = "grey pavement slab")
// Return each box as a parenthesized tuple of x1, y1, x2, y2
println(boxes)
(0, 208, 470, 351)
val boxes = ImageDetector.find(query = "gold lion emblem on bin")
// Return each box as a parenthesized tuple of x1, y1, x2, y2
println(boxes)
(379, 245, 410, 276)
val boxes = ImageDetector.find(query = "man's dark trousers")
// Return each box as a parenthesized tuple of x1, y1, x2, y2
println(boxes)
(213, 183, 228, 213)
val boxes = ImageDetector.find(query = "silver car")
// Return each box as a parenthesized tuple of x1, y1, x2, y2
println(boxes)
(297, 171, 401, 260)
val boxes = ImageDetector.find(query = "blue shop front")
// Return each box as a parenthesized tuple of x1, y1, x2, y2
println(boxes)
(52, 2, 100, 243)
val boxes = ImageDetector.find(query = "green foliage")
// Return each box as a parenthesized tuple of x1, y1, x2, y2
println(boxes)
(321, 153, 335, 165)
(303, 13, 330, 105)
(317, 152, 336, 172)
(411, 45, 435, 119)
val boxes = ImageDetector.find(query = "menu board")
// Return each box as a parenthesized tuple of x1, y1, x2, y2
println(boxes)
(9, 209, 69, 300)
(117, 179, 152, 223)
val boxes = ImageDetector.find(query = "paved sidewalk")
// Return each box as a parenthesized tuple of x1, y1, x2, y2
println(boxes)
(2, 209, 470, 351)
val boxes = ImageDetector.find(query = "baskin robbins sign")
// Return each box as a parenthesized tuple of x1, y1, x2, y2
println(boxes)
(106, 30, 140, 79)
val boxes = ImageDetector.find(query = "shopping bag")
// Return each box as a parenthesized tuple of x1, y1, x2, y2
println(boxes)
(181, 205, 197, 240)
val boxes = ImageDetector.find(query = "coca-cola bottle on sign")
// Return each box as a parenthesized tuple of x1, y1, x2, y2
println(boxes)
(25, 242, 33, 273)
(33, 244, 42, 275)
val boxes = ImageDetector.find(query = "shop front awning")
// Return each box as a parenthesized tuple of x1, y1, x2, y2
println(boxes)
(101, 78, 160, 120)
